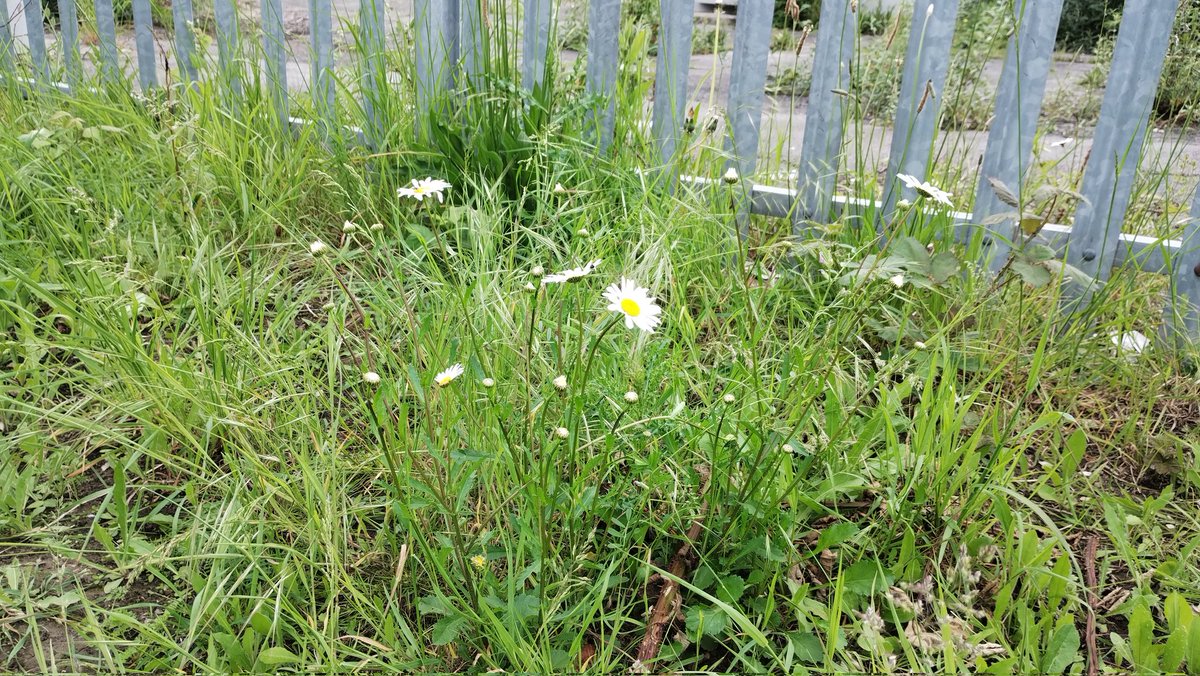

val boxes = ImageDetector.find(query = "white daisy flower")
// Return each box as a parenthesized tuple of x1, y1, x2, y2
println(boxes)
(398, 177, 452, 203)
(363, 371, 381, 385)
(554, 427, 570, 439)
(624, 390, 639, 404)
(552, 375, 568, 391)
(434, 363, 465, 386)
(889, 273, 906, 288)
(897, 173, 953, 207)
(309, 240, 328, 255)
(603, 278, 662, 333)
(542, 259, 602, 285)
(722, 166, 739, 184)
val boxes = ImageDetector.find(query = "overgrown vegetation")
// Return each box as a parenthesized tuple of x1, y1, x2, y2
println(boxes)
(2, 1, 1200, 674)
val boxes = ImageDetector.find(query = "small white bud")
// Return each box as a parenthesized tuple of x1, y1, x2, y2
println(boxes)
(342, 220, 357, 233)
(369, 222, 384, 232)
(553, 182, 567, 194)
(309, 240, 328, 255)
(889, 273, 906, 288)
(322, 302, 336, 311)
(722, 393, 735, 404)
(555, 426, 570, 439)
(624, 391, 639, 404)
(524, 282, 537, 293)
(363, 371, 381, 385)
(782, 443, 795, 454)
(553, 375, 568, 391)
(531, 265, 545, 277)
(576, 227, 590, 238)
(897, 199, 913, 209)
(722, 166, 740, 184)
(481, 377, 495, 388)
(914, 341, 927, 349)
(926, 3, 934, 18)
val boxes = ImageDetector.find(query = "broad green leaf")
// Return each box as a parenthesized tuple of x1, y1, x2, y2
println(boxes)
(1041, 621, 1079, 674)
(1130, 602, 1158, 671)
(257, 646, 299, 666)
(1062, 428, 1087, 479)
(715, 575, 746, 605)
(815, 522, 860, 551)
(1011, 259, 1051, 287)
(930, 251, 959, 283)
(431, 615, 467, 646)
(685, 605, 728, 637)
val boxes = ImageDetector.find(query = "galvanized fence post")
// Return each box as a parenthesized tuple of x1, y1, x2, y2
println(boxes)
(310, 0, 336, 133)
(172, 0, 198, 84)
(522, 0, 553, 92)
(877, 0, 959, 231)
(793, 0, 855, 229)
(1165, 182, 1200, 344)
(58, 0, 81, 87)
(93, 0, 120, 84)
(651, 0, 693, 174)
(971, 0, 1064, 269)
(131, 0, 158, 89)
(723, 0, 773, 233)
(359, 0, 388, 145)
(585, 0, 620, 152)
(415, 0, 459, 138)
(262, 0, 288, 125)
(21, 0, 48, 81)
(1066, 0, 1179, 289)
(214, 0, 243, 102)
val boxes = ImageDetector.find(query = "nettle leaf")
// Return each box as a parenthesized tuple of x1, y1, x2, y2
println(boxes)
(816, 521, 860, 551)
(930, 251, 959, 283)
(431, 615, 468, 646)
(715, 575, 746, 605)
(685, 605, 728, 637)
(1011, 259, 1052, 287)
(842, 559, 892, 595)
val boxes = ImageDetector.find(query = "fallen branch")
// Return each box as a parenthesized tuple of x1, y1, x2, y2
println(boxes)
(634, 473, 711, 669)
(1084, 535, 1100, 676)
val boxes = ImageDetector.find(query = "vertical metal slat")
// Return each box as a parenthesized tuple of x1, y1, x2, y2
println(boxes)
(651, 0, 694, 169)
(724, 0, 772, 178)
(22, 0, 49, 80)
(214, 0, 242, 100)
(585, 0, 620, 152)
(460, 0, 483, 84)
(877, 0, 960, 230)
(58, 0, 81, 86)
(794, 0, 855, 226)
(414, 0, 458, 138)
(1166, 182, 1200, 343)
(131, 0, 157, 89)
(172, 0, 198, 83)
(1066, 0, 1179, 285)
(522, 0, 552, 91)
(359, 0, 386, 144)
(93, 0, 119, 83)
(261, 0, 287, 124)
(310, 0, 335, 130)
(971, 0, 1064, 269)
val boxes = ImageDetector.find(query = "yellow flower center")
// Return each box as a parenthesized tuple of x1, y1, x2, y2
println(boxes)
(620, 298, 642, 317)
(437, 375, 451, 385)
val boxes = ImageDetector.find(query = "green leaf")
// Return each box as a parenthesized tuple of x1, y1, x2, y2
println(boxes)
(930, 251, 959, 283)
(815, 522, 860, 551)
(842, 559, 892, 595)
(431, 615, 468, 646)
(715, 575, 746, 605)
(509, 593, 540, 621)
(1061, 429, 1087, 480)
(685, 606, 728, 637)
(1130, 601, 1158, 671)
(1163, 592, 1193, 633)
(1041, 621, 1080, 674)
(257, 646, 299, 666)
(788, 632, 825, 664)
(418, 595, 451, 615)
(1162, 625, 1188, 673)
(891, 236, 932, 269)
(1011, 259, 1051, 287)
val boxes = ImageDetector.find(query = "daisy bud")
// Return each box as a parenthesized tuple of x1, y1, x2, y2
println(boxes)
(363, 371, 381, 385)
(369, 222, 384, 232)
(889, 273, 906, 288)
(554, 183, 567, 194)
(897, 199, 913, 209)
(722, 166, 739, 184)
(555, 426, 569, 439)
(531, 265, 545, 277)
(914, 341, 927, 349)
(342, 220, 357, 233)
(782, 443, 795, 454)
(309, 240, 328, 256)
(926, 3, 934, 18)
(524, 282, 537, 293)
(722, 393, 735, 404)
(481, 377, 495, 388)
(553, 375, 568, 391)
(321, 302, 336, 311)
(576, 228, 590, 238)
(624, 391, 639, 404)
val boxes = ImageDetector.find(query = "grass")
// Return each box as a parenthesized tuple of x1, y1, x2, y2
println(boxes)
(3, 13, 1200, 676)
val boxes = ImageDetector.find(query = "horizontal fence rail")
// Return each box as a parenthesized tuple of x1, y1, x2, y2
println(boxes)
(1, 0, 1199, 342)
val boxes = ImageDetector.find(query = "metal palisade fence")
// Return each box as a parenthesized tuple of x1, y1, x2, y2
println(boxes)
(1, 0, 1199, 340)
